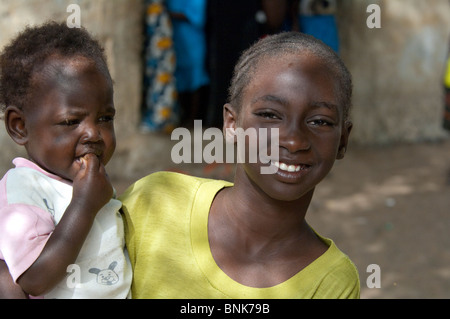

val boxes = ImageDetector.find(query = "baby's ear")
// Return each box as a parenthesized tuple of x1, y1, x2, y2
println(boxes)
(4, 106, 28, 146)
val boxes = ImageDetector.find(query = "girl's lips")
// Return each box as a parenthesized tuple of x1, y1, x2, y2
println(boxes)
(269, 160, 313, 184)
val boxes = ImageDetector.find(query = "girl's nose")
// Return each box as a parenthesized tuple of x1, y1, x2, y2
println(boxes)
(279, 123, 311, 153)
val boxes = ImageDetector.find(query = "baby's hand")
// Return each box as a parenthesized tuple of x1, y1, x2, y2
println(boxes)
(71, 153, 114, 215)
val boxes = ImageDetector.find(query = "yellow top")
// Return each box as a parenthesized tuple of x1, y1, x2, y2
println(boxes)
(120, 172, 360, 299)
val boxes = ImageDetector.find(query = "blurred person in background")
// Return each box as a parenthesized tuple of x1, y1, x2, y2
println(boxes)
(141, 0, 179, 133)
(206, 0, 299, 128)
(167, 0, 209, 127)
(298, 0, 339, 53)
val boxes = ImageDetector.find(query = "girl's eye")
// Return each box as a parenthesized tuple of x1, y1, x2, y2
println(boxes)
(309, 119, 333, 127)
(256, 112, 280, 120)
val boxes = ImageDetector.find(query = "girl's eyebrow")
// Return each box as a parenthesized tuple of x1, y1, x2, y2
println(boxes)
(252, 95, 288, 106)
(252, 96, 339, 113)
(311, 101, 339, 112)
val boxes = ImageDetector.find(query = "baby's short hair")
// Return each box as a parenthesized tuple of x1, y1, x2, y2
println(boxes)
(0, 21, 110, 113)
(228, 32, 352, 121)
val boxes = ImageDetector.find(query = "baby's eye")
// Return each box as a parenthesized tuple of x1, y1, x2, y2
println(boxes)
(60, 119, 80, 126)
(99, 115, 115, 123)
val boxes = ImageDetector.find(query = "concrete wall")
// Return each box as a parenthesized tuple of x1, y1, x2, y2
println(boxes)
(0, 0, 449, 180)
(337, 0, 450, 144)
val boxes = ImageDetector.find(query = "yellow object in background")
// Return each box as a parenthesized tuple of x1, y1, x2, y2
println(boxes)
(445, 57, 450, 88)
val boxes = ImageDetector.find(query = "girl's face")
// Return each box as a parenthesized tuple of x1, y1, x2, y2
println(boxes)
(21, 56, 116, 182)
(226, 53, 351, 202)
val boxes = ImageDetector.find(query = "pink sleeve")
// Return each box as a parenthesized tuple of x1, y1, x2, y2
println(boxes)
(0, 204, 55, 282)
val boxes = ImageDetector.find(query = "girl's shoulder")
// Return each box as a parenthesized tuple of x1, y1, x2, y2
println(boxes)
(119, 171, 232, 209)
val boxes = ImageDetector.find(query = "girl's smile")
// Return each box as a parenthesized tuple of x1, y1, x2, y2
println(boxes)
(271, 160, 312, 183)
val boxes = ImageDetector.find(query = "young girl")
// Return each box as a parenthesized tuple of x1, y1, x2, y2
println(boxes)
(121, 32, 359, 298)
(0, 22, 132, 298)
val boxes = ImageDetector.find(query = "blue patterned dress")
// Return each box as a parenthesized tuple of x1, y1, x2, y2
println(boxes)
(141, 0, 179, 133)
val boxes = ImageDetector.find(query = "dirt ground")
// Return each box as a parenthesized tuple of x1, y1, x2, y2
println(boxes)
(112, 138, 450, 299)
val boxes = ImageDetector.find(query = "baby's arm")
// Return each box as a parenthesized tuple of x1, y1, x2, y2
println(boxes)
(0, 259, 27, 299)
(17, 154, 113, 296)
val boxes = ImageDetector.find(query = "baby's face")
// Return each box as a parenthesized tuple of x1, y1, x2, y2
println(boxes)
(22, 55, 116, 182)
(233, 53, 350, 201)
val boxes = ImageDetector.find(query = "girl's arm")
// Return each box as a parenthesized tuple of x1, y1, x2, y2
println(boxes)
(16, 155, 113, 296)
(0, 259, 27, 299)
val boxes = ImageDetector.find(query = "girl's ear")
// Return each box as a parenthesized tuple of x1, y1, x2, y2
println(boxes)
(223, 103, 238, 143)
(4, 106, 28, 146)
(337, 120, 353, 160)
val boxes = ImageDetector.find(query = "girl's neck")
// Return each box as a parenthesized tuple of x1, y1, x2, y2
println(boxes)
(213, 167, 315, 251)
(208, 167, 327, 287)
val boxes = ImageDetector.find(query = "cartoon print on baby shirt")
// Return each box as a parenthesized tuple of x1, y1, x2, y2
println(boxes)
(89, 261, 119, 285)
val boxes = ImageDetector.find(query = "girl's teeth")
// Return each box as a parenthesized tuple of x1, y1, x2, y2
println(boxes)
(273, 161, 304, 172)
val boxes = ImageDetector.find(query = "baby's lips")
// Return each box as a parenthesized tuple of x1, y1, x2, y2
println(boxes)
(83, 153, 97, 161)
(76, 153, 98, 167)
(76, 156, 88, 168)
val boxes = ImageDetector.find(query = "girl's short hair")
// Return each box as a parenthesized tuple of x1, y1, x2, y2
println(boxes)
(228, 32, 352, 121)
(0, 21, 110, 113)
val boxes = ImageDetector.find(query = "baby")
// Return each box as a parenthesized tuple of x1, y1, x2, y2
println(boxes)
(0, 21, 132, 298)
